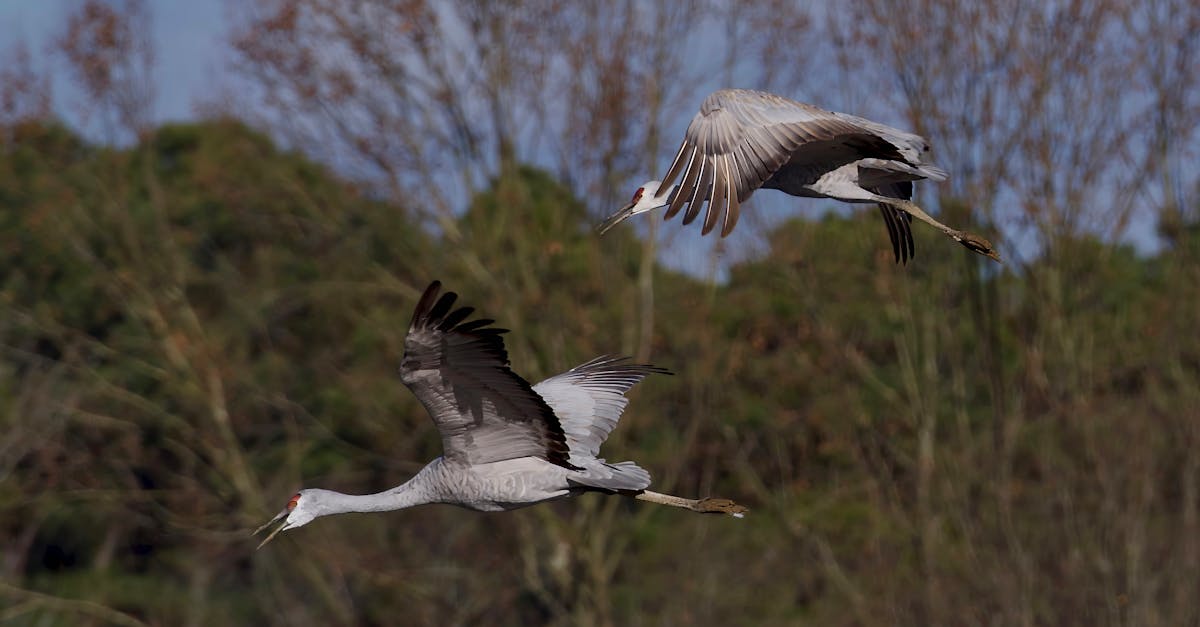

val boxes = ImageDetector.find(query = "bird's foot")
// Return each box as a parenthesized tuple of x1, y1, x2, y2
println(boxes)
(694, 497, 749, 518)
(954, 231, 1002, 263)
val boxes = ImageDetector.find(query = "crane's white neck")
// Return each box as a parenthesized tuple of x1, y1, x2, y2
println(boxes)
(308, 477, 433, 518)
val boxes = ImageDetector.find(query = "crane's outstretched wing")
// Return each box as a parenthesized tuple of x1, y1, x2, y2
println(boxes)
(532, 356, 671, 459)
(658, 88, 907, 237)
(399, 281, 577, 469)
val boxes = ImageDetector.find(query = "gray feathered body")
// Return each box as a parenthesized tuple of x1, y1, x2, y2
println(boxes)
(408, 355, 660, 511)
(411, 454, 650, 513)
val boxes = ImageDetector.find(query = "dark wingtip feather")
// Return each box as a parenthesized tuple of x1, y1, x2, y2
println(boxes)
(877, 205, 917, 265)
(454, 318, 496, 333)
(411, 281, 443, 329)
(657, 140, 690, 199)
(572, 355, 675, 377)
(699, 199, 721, 235)
(437, 306, 474, 332)
(903, 215, 915, 263)
(428, 291, 458, 325)
(720, 201, 741, 237)
(410, 283, 505, 338)
(878, 204, 902, 263)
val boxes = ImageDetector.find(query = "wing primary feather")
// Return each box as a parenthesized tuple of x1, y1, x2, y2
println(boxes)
(738, 142, 770, 187)
(427, 291, 457, 326)
(727, 150, 749, 201)
(902, 213, 915, 262)
(893, 208, 909, 263)
(879, 204, 902, 263)
(720, 181, 742, 236)
(723, 155, 741, 233)
(665, 150, 702, 220)
(454, 318, 496, 332)
(706, 155, 729, 235)
(410, 281, 444, 329)
(657, 140, 691, 193)
(701, 156, 727, 235)
(681, 159, 711, 226)
(720, 153, 734, 205)
(438, 306, 475, 331)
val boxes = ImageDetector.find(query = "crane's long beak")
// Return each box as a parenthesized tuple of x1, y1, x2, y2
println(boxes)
(596, 202, 636, 235)
(253, 509, 290, 550)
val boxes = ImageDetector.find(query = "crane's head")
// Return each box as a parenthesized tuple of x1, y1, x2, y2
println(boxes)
(596, 181, 674, 235)
(254, 491, 319, 549)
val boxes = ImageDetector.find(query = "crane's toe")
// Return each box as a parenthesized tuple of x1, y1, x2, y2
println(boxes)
(957, 232, 1002, 263)
(695, 497, 749, 517)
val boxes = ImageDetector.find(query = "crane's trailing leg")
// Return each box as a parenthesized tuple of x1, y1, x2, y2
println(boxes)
(884, 198, 1002, 263)
(634, 490, 748, 518)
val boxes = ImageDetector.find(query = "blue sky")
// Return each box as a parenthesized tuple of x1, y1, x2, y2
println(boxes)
(0, 1, 226, 127)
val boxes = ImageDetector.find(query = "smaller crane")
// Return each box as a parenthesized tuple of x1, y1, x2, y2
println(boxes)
(256, 281, 745, 548)
(599, 89, 999, 264)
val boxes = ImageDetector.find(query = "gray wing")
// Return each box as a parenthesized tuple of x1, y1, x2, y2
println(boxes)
(531, 356, 670, 459)
(831, 113, 937, 165)
(657, 89, 907, 237)
(858, 158, 949, 264)
(399, 281, 577, 469)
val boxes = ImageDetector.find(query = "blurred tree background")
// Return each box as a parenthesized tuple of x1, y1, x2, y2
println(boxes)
(1, 1, 1198, 625)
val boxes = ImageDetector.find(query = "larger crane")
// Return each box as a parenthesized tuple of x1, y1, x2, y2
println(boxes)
(598, 89, 999, 263)
(255, 281, 745, 548)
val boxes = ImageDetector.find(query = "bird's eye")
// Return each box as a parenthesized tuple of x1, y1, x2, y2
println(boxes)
(287, 493, 300, 511)
(631, 187, 644, 203)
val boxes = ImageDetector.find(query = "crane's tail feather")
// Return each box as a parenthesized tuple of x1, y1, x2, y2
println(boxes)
(568, 460, 651, 492)
(918, 164, 949, 182)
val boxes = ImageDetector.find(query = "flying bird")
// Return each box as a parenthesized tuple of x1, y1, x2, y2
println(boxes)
(598, 89, 999, 263)
(255, 281, 746, 548)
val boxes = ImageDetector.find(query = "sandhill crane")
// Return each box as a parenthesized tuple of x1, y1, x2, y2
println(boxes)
(255, 281, 746, 548)
(598, 89, 1000, 263)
